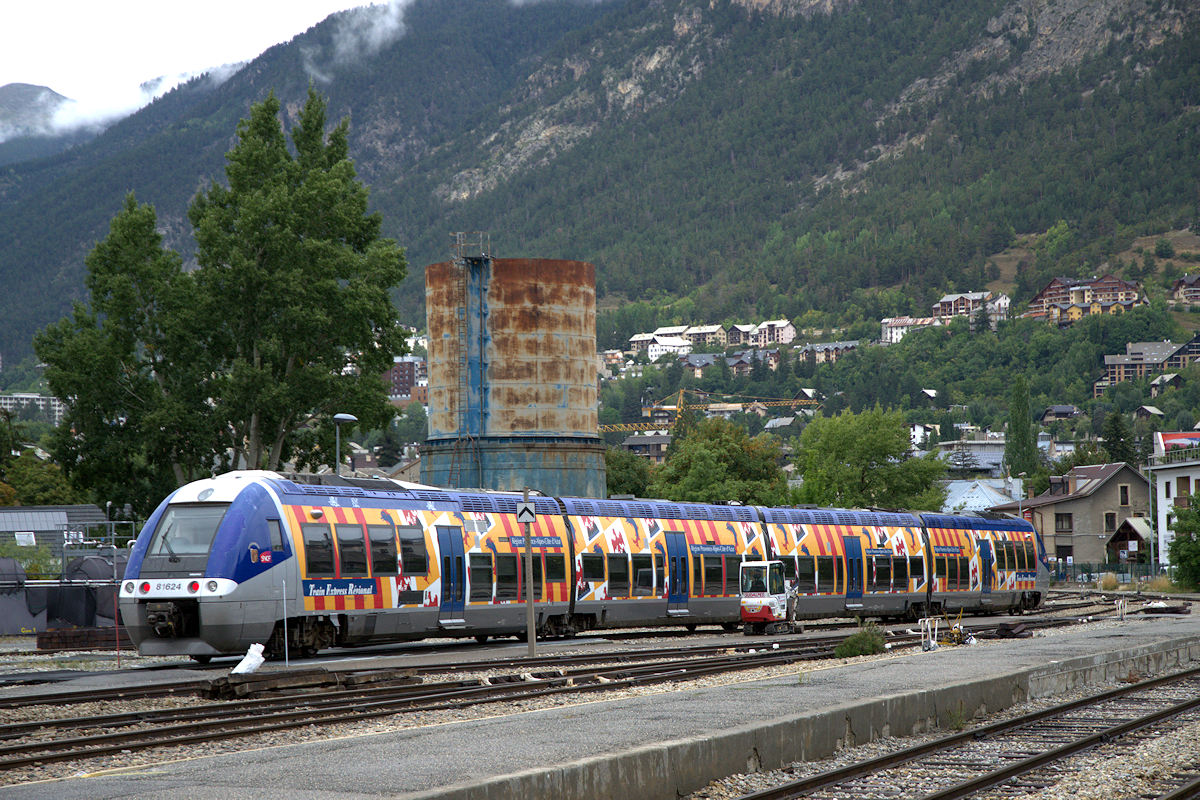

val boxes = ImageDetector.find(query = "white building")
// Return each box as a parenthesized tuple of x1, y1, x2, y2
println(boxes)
(0, 393, 66, 426)
(1146, 431, 1200, 565)
(880, 316, 941, 345)
(646, 335, 693, 362)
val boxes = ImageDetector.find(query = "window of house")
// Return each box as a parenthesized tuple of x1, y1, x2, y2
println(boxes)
(1166, 482, 1172, 499)
(1105, 512, 1117, 531)
(1119, 484, 1130, 506)
(1055, 513, 1073, 532)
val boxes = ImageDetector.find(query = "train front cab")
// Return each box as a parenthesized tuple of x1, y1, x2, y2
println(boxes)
(121, 473, 293, 659)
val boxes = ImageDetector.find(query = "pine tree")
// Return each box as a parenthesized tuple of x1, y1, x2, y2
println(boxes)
(1004, 376, 1039, 476)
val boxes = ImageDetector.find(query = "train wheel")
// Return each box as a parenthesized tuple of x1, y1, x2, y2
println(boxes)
(721, 622, 740, 632)
(685, 624, 697, 632)
(475, 634, 489, 644)
(190, 654, 212, 664)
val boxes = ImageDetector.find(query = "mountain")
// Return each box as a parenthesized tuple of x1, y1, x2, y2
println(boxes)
(0, 0, 1197, 364)
(0, 83, 97, 166)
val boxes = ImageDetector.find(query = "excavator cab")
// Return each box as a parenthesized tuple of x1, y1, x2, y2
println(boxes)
(739, 560, 795, 635)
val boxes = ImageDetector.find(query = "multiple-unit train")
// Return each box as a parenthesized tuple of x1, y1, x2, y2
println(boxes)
(118, 471, 1049, 660)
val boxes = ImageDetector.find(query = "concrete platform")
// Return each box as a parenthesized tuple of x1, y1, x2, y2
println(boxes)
(6, 615, 1198, 800)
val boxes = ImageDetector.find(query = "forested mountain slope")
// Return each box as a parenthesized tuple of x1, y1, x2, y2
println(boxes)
(1, 0, 1196, 361)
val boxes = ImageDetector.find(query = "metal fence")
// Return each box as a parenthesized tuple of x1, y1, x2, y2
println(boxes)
(1049, 561, 1176, 587)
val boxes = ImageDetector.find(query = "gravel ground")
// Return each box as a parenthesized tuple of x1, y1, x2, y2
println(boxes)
(0, 615, 1165, 791)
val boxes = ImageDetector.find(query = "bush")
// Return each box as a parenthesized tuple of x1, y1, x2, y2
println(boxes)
(1146, 574, 1178, 593)
(1099, 572, 1119, 591)
(834, 621, 886, 658)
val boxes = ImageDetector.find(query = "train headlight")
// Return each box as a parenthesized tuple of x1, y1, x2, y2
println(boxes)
(188, 581, 199, 594)
(139, 582, 150, 594)
(206, 580, 219, 593)
(124, 582, 134, 594)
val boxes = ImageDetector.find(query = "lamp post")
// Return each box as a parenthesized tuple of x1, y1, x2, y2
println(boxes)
(333, 413, 358, 476)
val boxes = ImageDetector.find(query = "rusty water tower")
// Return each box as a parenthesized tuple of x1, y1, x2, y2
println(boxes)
(419, 233, 606, 496)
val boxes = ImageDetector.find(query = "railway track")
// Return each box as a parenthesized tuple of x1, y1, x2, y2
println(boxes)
(728, 665, 1200, 800)
(0, 614, 1115, 774)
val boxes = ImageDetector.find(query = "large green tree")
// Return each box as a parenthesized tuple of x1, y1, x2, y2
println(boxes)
(796, 407, 946, 511)
(1101, 412, 1137, 465)
(645, 417, 788, 505)
(188, 89, 407, 471)
(1003, 375, 1039, 477)
(604, 446, 652, 498)
(35, 89, 407, 514)
(1168, 495, 1200, 590)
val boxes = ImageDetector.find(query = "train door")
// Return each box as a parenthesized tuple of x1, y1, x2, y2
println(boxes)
(843, 535, 863, 601)
(436, 526, 465, 626)
(665, 531, 690, 616)
(977, 539, 994, 598)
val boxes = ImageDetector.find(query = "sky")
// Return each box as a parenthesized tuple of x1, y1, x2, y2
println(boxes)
(1, 1, 382, 130)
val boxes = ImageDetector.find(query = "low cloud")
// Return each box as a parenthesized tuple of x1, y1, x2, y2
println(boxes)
(305, 1, 413, 83)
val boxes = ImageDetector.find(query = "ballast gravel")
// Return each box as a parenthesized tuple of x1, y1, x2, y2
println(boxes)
(0, 612, 1189, 798)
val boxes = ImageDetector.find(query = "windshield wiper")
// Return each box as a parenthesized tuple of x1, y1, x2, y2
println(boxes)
(160, 530, 181, 563)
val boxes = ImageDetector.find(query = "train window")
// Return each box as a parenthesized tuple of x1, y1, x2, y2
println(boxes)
(545, 554, 566, 582)
(693, 556, 702, 597)
(367, 525, 398, 576)
(608, 554, 629, 597)
(994, 542, 1007, 570)
(301, 523, 334, 575)
(893, 557, 908, 589)
(796, 556, 815, 593)
(267, 519, 285, 551)
(872, 556, 892, 592)
(957, 557, 970, 589)
(724, 555, 741, 595)
(1023, 542, 1035, 570)
(704, 557, 723, 596)
(816, 556, 835, 593)
(581, 554, 605, 582)
(495, 555, 519, 601)
(653, 553, 665, 594)
(780, 557, 796, 581)
(469, 554, 493, 602)
(632, 555, 653, 596)
(936, 555, 948, 586)
(834, 555, 843, 593)
(909, 556, 924, 582)
(531, 554, 544, 601)
(397, 526, 428, 575)
(336, 525, 368, 577)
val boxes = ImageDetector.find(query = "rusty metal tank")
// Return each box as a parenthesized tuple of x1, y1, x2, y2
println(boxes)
(420, 256, 606, 497)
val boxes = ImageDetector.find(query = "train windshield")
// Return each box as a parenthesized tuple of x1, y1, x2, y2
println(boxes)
(148, 504, 229, 558)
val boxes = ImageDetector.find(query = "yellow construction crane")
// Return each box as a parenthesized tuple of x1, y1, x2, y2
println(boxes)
(599, 389, 819, 433)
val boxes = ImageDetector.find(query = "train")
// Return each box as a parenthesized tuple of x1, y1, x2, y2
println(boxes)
(118, 471, 1050, 661)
